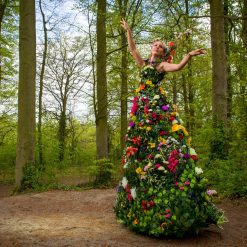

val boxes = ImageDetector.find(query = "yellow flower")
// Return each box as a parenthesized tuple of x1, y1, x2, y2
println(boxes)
(127, 212, 131, 218)
(183, 128, 189, 136)
(159, 87, 167, 96)
(134, 218, 138, 224)
(158, 137, 166, 144)
(131, 115, 137, 121)
(149, 142, 156, 148)
(187, 137, 192, 146)
(136, 167, 146, 175)
(173, 104, 178, 112)
(172, 124, 183, 132)
(160, 222, 167, 229)
(170, 112, 176, 116)
(146, 80, 154, 87)
(146, 126, 151, 132)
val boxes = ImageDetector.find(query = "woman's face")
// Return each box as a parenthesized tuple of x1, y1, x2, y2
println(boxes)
(151, 41, 165, 57)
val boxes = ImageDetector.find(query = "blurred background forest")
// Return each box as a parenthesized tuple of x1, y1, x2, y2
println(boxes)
(0, 0, 246, 196)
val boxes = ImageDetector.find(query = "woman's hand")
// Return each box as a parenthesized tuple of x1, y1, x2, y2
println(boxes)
(120, 18, 130, 32)
(189, 49, 207, 56)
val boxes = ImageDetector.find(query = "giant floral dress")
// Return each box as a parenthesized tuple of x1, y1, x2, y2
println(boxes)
(115, 65, 225, 237)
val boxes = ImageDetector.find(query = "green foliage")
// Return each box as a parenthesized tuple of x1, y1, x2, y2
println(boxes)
(87, 158, 115, 187)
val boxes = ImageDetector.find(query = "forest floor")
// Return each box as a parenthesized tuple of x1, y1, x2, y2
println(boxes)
(0, 185, 246, 247)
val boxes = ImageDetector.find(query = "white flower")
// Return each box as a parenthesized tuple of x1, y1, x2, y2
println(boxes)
(123, 162, 129, 169)
(157, 166, 165, 171)
(130, 187, 137, 199)
(122, 177, 128, 189)
(172, 120, 178, 125)
(153, 95, 160, 100)
(195, 167, 203, 175)
(190, 148, 197, 156)
(179, 118, 184, 125)
(154, 154, 162, 159)
(148, 109, 153, 112)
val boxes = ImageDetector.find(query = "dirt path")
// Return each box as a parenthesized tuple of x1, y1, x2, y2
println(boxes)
(0, 187, 246, 247)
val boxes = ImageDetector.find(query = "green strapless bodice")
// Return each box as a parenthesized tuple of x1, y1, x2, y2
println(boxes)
(140, 66, 166, 84)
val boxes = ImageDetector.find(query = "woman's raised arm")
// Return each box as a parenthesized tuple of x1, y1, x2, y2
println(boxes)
(161, 49, 206, 72)
(120, 18, 145, 67)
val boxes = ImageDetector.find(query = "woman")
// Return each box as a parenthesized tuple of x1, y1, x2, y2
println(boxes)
(115, 19, 226, 237)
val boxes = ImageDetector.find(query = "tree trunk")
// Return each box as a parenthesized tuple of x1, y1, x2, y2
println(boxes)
(38, 0, 48, 167)
(209, 0, 227, 126)
(240, 0, 247, 140)
(224, 0, 232, 122)
(96, 0, 108, 160)
(16, 0, 36, 186)
(58, 109, 66, 162)
(209, 0, 228, 159)
(0, 0, 8, 86)
(118, 0, 128, 151)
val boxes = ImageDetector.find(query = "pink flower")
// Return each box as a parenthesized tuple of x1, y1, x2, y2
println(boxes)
(155, 164, 161, 169)
(144, 165, 149, 171)
(179, 186, 184, 191)
(175, 182, 179, 186)
(207, 189, 217, 196)
(165, 214, 171, 218)
(185, 181, 190, 186)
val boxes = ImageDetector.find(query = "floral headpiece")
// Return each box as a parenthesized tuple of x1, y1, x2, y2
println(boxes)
(151, 39, 177, 63)
(164, 42, 177, 63)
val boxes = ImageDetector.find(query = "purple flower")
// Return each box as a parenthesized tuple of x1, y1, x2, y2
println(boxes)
(129, 121, 135, 127)
(183, 154, 191, 159)
(161, 105, 169, 111)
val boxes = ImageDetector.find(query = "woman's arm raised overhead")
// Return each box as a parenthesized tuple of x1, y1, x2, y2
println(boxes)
(120, 18, 145, 67)
(161, 48, 206, 72)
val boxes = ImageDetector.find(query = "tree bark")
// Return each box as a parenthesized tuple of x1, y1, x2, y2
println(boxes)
(118, 0, 128, 151)
(224, 0, 232, 122)
(209, 0, 228, 126)
(96, 0, 108, 159)
(16, 0, 36, 186)
(209, 0, 228, 159)
(38, 0, 48, 167)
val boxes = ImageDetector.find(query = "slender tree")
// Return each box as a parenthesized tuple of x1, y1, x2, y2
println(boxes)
(96, 0, 108, 159)
(37, 0, 48, 167)
(209, 0, 228, 159)
(16, 0, 36, 186)
(118, 0, 128, 151)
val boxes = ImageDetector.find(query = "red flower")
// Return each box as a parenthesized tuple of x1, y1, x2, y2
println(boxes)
(149, 201, 155, 207)
(160, 130, 165, 136)
(125, 184, 130, 193)
(179, 134, 183, 140)
(169, 42, 175, 47)
(165, 209, 170, 213)
(131, 136, 141, 146)
(126, 146, 138, 157)
(191, 155, 198, 161)
(127, 193, 132, 201)
(169, 116, 175, 121)
(179, 186, 184, 191)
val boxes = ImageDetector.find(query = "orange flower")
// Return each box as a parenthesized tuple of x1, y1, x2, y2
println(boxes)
(134, 218, 138, 224)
